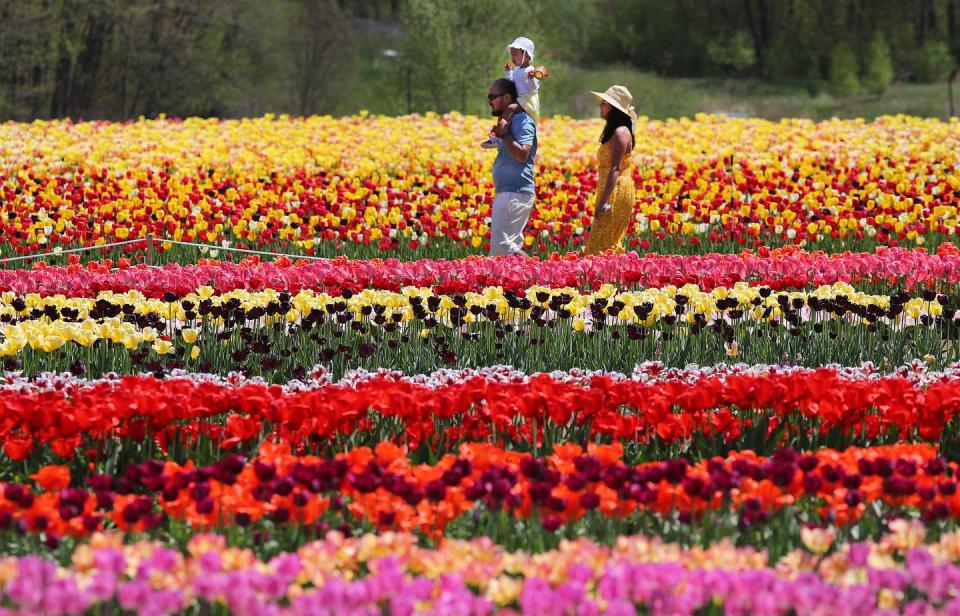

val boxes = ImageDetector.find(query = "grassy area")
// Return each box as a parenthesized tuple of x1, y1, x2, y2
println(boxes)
(674, 77, 957, 121)
(338, 39, 958, 120)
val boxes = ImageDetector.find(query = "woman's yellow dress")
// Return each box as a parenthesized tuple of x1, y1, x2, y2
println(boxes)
(583, 140, 635, 255)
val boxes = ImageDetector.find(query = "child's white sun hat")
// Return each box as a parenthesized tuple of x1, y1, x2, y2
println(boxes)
(507, 37, 535, 61)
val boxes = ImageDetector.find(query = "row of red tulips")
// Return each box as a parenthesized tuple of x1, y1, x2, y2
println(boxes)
(3, 367, 960, 461)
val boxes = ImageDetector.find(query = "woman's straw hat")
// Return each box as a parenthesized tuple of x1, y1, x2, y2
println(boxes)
(590, 85, 637, 123)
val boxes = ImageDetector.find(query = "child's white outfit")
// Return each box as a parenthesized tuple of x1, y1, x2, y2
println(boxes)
(505, 65, 540, 123)
(482, 37, 543, 149)
(504, 37, 541, 122)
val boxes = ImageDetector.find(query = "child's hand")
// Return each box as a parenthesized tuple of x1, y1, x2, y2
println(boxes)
(531, 66, 549, 80)
(504, 61, 512, 71)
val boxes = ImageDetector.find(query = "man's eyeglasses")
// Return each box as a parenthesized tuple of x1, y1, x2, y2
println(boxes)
(487, 92, 506, 101)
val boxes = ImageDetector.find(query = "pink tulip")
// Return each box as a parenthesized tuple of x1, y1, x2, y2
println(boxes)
(4, 246, 958, 297)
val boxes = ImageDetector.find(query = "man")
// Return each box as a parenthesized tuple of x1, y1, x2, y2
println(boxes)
(487, 78, 537, 257)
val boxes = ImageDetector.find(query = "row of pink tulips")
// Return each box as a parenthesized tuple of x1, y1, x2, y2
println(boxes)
(7, 244, 960, 297)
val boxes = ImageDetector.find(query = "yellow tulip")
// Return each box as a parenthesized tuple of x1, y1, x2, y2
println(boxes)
(152, 339, 174, 355)
(38, 335, 67, 352)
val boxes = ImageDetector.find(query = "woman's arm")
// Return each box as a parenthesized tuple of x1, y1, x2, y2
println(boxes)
(594, 126, 631, 216)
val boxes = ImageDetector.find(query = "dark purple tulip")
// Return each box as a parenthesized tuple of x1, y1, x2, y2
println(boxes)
(580, 491, 600, 510)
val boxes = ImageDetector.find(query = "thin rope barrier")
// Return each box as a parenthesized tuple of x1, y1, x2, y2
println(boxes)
(0, 239, 149, 264)
(156, 238, 327, 261)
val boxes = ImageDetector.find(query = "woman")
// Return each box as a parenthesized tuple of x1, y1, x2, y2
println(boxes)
(583, 85, 637, 255)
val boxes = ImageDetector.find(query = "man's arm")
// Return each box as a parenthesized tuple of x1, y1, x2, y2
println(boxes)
(501, 133, 532, 163)
(501, 115, 534, 163)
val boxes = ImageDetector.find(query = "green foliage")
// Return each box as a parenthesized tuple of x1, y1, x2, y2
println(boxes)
(706, 31, 756, 75)
(913, 39, 956, 83)
(0, 0, 356, 121)
(399, 0, 534, 115)
(862, 33, 894, 96)
(1, 0, 959, 119)
(589, 0, 706, 76)
(528, 0, 599, 62)
(828, 44, 860, 97)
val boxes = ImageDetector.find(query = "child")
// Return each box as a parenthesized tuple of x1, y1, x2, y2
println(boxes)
(481, 36, 548, 149)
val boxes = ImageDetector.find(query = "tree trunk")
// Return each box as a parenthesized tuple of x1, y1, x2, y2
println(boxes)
(742, 0, 766, 74)
(72, 12, 112, 118)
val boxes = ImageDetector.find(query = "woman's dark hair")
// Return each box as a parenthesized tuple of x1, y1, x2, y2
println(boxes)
(600, 106, 635, 148)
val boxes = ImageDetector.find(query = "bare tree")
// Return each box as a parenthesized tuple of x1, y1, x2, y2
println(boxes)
(292, 0, 352, 115)
(0, 1, 58, 120)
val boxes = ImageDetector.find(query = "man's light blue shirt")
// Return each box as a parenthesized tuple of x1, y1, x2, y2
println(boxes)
(492, 112, 537, 194)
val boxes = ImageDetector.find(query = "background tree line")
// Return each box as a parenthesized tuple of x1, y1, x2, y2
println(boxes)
(0, 0, 354, 120)
(594, 0, 959, 93)
(0, 0, 957, 121)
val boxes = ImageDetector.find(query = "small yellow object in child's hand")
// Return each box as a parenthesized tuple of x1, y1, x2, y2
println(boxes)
(531, 66, 549, 80)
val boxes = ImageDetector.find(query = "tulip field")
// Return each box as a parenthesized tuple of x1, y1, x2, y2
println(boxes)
(1, 114, 960, 615)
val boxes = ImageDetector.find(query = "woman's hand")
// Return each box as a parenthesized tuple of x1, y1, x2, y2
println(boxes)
(594, 201, 612, 219)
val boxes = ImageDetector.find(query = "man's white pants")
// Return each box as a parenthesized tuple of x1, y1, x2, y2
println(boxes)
(489, 191, 534, 256)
